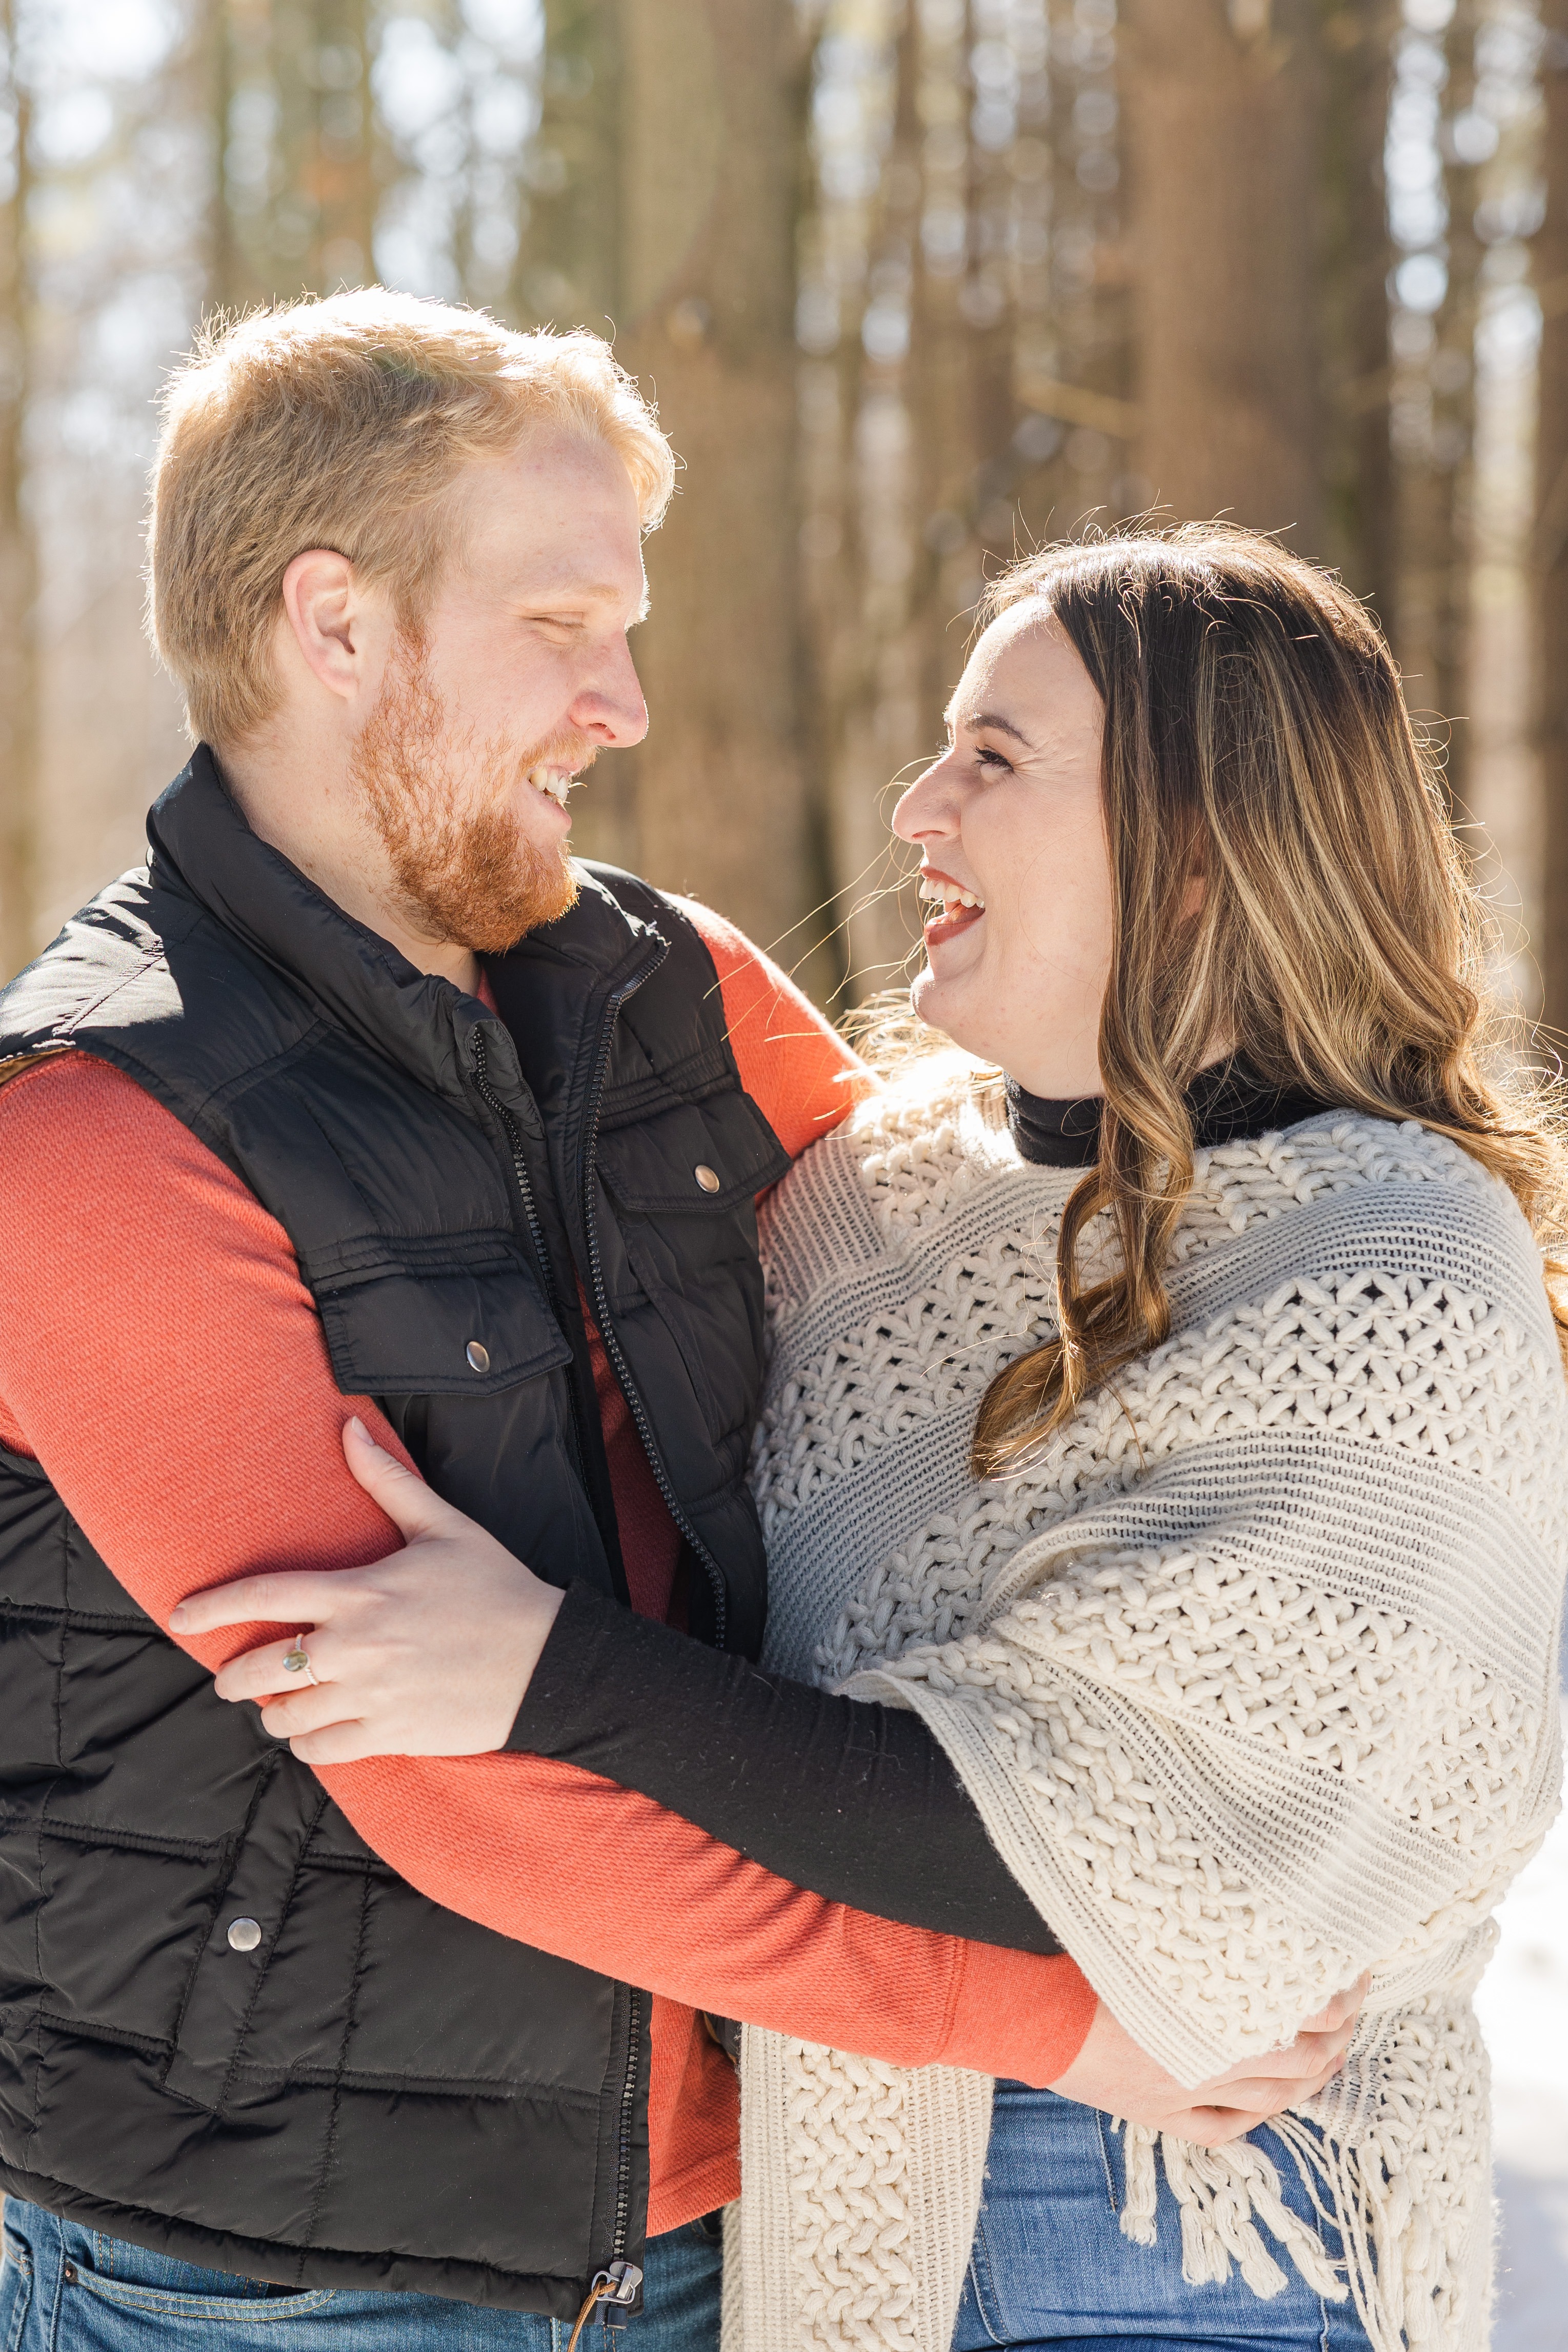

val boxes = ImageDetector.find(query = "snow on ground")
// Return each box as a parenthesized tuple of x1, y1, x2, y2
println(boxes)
(1477, 1690, 1568, 2350)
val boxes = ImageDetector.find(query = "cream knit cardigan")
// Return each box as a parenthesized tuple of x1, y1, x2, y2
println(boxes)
(723, 1057, 1567, 2352)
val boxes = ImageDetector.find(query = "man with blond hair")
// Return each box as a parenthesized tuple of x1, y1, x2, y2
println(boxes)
(0, 290, 1114, 2347)
(0, 293, 1338, 2348)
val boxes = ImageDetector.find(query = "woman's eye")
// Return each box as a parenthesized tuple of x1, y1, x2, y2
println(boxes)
(976, 745, 1014, 774)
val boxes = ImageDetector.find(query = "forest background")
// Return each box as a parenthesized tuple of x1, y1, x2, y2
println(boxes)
(2, 0, 1566, 1017)
(0, 1, 1566, 2341)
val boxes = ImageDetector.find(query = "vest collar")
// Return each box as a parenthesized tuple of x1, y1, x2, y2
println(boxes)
(146, 748, 661, 1109)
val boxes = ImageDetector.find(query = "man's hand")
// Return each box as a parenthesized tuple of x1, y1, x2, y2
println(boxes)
(169, 1418, 564, 1763)
(1048, 1978, 1368, 2147)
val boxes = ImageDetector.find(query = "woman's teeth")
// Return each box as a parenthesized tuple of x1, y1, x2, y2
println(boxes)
(528, 766, 572, 806)
(920, 881, 985, 915)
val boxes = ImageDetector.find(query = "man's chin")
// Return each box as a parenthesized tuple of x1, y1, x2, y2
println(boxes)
(466, 857, 579, 955)
(399, 843, 579, 959)
(530, 846, 580, 931)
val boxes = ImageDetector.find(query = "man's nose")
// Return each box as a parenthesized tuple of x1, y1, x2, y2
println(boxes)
(572, 637, 649, 751)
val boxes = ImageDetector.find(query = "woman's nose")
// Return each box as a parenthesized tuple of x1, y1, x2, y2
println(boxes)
(892, 755, 961, 844)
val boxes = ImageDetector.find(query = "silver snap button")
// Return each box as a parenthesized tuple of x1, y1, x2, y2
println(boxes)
(227, 1917, 262, 1953)
(694, 1164, 720, 1194)
(466, 1340, 491, 1374)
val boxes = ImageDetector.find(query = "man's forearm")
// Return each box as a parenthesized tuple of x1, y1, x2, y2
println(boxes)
(323, 1744, 1096, 2084)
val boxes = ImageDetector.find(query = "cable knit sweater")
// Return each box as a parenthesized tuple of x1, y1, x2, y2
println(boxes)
(725, 1056, 1568, 2352)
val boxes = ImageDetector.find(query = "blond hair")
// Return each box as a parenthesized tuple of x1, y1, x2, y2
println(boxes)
(148, 289, 675, 746)
(968, 522, 1568, 1476)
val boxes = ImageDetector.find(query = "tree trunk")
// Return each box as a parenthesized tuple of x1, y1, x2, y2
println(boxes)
(517, 0, 622, 337)
(205, 0, 243, 310)
(801, 3, 927, 1005)
(275, 0, 377, 294)
(907, 0, 975, 758)
(1319, 0, 1398, 614)
(1392, 1, 1481, 809)
(0, 2, 37, 979)
(594, 0, 818, 959)
(514, 0, 632, 864)
(1538, 0, 1568, 1029)
(213, 0, 380, 307)
(1119, 0, 1326, 547)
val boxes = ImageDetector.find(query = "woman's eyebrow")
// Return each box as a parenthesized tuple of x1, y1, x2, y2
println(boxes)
(952, 707, 1036, 749)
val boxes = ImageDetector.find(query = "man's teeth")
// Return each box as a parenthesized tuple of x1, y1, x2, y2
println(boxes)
(920, 881, 985, 914)
(528, 765, 572, 806)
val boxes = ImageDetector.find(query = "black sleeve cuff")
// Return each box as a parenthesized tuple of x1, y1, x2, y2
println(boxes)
(509, 1581, 1061, 1956)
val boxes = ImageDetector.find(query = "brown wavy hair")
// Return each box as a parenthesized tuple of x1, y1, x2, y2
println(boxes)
(968, 523, 1568, 1478)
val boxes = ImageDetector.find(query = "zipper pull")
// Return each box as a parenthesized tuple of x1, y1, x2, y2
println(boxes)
(566, 2260, 644, 2349)
(599, 2259, 643, 2331)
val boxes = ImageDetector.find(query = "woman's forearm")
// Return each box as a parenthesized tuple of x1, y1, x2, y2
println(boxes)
(509, 1581, 1062, 1954)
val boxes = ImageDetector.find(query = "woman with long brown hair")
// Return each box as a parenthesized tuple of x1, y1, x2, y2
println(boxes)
(185, 524, 1567, 2351)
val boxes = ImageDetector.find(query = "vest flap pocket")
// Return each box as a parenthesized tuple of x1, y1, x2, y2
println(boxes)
(304, 1233, 572, 1398)
(597, 1091, 791, 1215)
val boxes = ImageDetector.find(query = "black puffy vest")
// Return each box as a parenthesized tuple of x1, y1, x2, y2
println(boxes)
(0, 752, 788, 2314)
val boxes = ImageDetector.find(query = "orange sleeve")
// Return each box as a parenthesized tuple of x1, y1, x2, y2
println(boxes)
(672, 897, 871, 1156)
(0, 1053, 1095, 2091)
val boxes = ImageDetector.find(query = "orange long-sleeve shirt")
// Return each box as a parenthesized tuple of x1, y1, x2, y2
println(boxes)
(0, 899, 1095, 2236)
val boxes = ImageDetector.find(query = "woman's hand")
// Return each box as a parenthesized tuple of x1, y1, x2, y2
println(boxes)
(168, 1417, 564, 1764)
(1048, 1977, 1368, 2147)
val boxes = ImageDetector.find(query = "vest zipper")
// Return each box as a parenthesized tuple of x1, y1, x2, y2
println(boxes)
(472, 1015, 649, 2302)
(468, 1024, 567, 1327)
(611, 1983, 645, 2271)
(579, 949, 732, 1650)
(566, 1985, 646, 2348)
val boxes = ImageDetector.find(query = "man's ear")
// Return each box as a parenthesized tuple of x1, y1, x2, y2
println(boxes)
(279, 549, 371, 705)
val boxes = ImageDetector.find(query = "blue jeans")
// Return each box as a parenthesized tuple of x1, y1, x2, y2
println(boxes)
(0, 2199, 721, 2351)
(951, 2086, 1374, 2350)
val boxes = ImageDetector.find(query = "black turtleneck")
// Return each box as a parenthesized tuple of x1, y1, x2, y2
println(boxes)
(1006, 1057, 1334, 1169)
(512, 1059, 1342, 1962)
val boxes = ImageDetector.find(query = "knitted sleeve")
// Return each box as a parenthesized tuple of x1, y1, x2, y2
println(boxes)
(738, 1087, 1568, 2352)
(770, 1102, 1568, 2079)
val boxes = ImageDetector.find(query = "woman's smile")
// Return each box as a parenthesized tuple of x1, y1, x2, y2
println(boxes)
(918, 865, 987, 949)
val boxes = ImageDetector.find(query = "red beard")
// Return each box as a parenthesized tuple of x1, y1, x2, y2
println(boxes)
(350, 633, 586, 955)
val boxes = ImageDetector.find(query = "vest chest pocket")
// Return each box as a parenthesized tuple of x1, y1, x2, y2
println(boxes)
(595, 1092, 791, 1448)
(298, 1230, 572, 1399)
(595, 1089, 791, 1219)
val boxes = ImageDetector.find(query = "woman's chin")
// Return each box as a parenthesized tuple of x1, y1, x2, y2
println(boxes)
(910, 962, 986, 1056)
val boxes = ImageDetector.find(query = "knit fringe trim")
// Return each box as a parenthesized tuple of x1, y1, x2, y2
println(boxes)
(1118, 2107, 1488, 2352)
